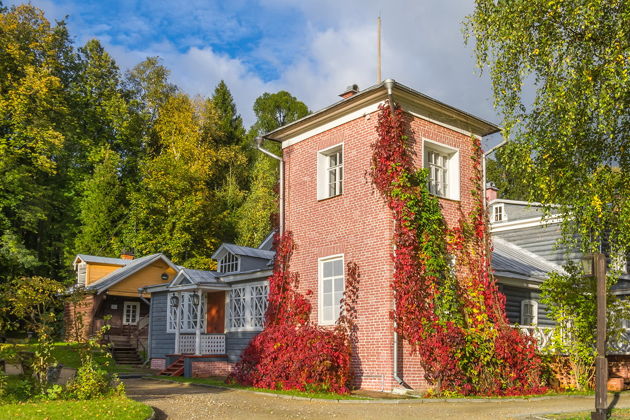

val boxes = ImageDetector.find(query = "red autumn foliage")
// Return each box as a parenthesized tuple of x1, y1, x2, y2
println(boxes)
(370, 101, 545, 395)
(229, 232, 358, 394)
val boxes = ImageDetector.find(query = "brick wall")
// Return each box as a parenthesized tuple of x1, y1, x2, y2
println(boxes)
(192, 360, 233, 377)
(283, 109, 478, 392)
(63, 294, 99, 341)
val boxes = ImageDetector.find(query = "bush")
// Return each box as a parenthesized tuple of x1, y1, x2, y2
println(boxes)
(229, 324, 351, 393)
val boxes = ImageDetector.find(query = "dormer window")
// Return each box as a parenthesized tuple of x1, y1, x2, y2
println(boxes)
(492, 203, 507, 222)
(218, 252, 239, 273)
(77, 262, 87, 286)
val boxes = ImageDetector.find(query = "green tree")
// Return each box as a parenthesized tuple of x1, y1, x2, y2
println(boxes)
(127, 93, 246, 268)
(467, 0, 630, 388)
(236, 91, 309, 246)
(485, 150, 535, 201)
(75, 147, 126, 256)
(467, 0, 629, 253)
(0, 4, 77, 281)
(211, 80, 246, 147)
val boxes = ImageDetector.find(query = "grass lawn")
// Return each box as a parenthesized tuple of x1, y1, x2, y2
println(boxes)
(151, 375, 368, 400)
(0, 396, 152, 420)
(1, 342, 140, 373)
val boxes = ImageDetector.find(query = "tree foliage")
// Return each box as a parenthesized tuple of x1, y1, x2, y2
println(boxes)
(467, 0, 630, 254)
(236, 91, 309, 247)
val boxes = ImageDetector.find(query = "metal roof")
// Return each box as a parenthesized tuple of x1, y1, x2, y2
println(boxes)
(86, 253, 176, 293)
(264, 79, 501, 141)
(74, 254, 131, 266)
(211, 243, 275, 260)
(179, 268, 219, 284)
(491, 237, 564, 280)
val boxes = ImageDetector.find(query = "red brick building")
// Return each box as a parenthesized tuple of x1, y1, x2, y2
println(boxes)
(262, 80, 500, 392)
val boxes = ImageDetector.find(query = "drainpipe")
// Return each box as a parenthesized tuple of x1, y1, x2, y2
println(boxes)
(255, 136, 284, 234)
(482, 138, 508, 210)
(384, 78, 405, 388)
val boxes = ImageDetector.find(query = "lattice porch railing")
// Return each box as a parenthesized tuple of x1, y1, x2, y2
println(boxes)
(178, 334, 226, 355)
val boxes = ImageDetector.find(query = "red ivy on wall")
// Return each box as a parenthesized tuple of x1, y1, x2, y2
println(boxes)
(371, 101, 545, 396)
(229, 232, 359, 394)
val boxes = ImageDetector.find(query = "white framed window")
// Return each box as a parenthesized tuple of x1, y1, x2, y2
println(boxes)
(123, 301, 140, 325)
(77, 262, 87, 286)
(521, 300, 538, 326)
(166, 292, 207, 333)
(227, 281, 269, 331)
(492, 203, 507, 222)
(423, 139, 460, 201)
(611, 250, 629, 274)
(317, 144, 343, 200)
(218, 252, 239, 273)
(318, 255, 345, 325)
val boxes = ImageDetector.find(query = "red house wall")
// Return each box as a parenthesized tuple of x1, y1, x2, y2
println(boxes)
(282, 107, 478, 392)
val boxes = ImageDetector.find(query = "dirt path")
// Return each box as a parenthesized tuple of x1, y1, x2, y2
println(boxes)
(123, 378, 630, 420)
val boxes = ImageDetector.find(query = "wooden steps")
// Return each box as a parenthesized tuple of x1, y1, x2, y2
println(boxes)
(159, 357, 185, 376)
(110, 337, 143, 365)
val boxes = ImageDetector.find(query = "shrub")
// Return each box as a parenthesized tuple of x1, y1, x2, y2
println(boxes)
(229, 232, 358, 394)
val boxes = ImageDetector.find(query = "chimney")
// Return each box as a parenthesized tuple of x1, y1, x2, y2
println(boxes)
(485, 182, 499, 203)
(120, 250, 135, 260)
(339, 84, 359, 99)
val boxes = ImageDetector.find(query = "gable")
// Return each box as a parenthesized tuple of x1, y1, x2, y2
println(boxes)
(106, 259, 177, 297)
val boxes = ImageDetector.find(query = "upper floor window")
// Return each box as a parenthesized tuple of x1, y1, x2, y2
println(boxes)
(218, 252, 239, 273)
(227, 282, 269, 331)
(492, 203, 507, 223)
(521, 299, 538, 326)
(77, 262, 87, 286)
(423, 140, 459, 201)
(319, 255, 344, 325)
(317, 144, 343, 200)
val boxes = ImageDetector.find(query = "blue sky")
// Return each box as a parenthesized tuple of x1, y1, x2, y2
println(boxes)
(8, 0, 501, 143)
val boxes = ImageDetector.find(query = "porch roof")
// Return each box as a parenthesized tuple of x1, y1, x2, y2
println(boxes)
(211, 243, 275, 260)
(492, 237, 565, 281)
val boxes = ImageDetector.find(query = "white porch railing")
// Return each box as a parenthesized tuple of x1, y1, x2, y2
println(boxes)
(516, 325, 554, 351)
(179, 334, 226, 355)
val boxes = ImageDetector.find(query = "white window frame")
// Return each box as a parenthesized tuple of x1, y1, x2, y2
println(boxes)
(166, 292, 207, 333)
(77, 262, 87, 286)
(218, 252, 240, 273)
(318, 254, 345, 326)
(521, 299, 538, 326)
(226, 281, 269, 332)
(123, 301, 140, 325)
(317, 143, 344, 200)
(492, 203, 507, 223)
(423, 139, 460, 201)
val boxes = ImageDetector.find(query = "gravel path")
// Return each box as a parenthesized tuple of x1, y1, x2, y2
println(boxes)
(123, 378, 630, 420)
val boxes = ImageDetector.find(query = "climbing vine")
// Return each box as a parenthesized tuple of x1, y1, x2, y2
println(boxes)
(371, 102, 545, 395)
(229, 232, 359, 394)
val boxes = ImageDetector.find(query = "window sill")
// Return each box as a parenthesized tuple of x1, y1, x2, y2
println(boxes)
(317, 193, 343, 202)
(429, 193, 460, 203)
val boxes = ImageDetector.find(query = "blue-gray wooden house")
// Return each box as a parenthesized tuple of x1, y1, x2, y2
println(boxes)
(140, 233, 274, 375)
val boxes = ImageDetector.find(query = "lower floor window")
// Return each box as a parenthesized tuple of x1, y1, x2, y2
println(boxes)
(123, 301, 140, 325)
(228, 282, 268, 331)
(521, 299, 538, 326)
(167, 292, 207, 333)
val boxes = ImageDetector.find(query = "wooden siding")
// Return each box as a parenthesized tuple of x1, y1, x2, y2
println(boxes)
(107, 260, 176, 297)
(499, 284, 554, 327)
(149, 292, 175, 359)
(239, 256, 270, 272)
(85, 263, 122, 286)
(226, 331, 259, 362)
(494, 223, 577, 267)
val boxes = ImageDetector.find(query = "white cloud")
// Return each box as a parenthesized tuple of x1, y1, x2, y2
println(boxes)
(9, 0, 501, 146)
